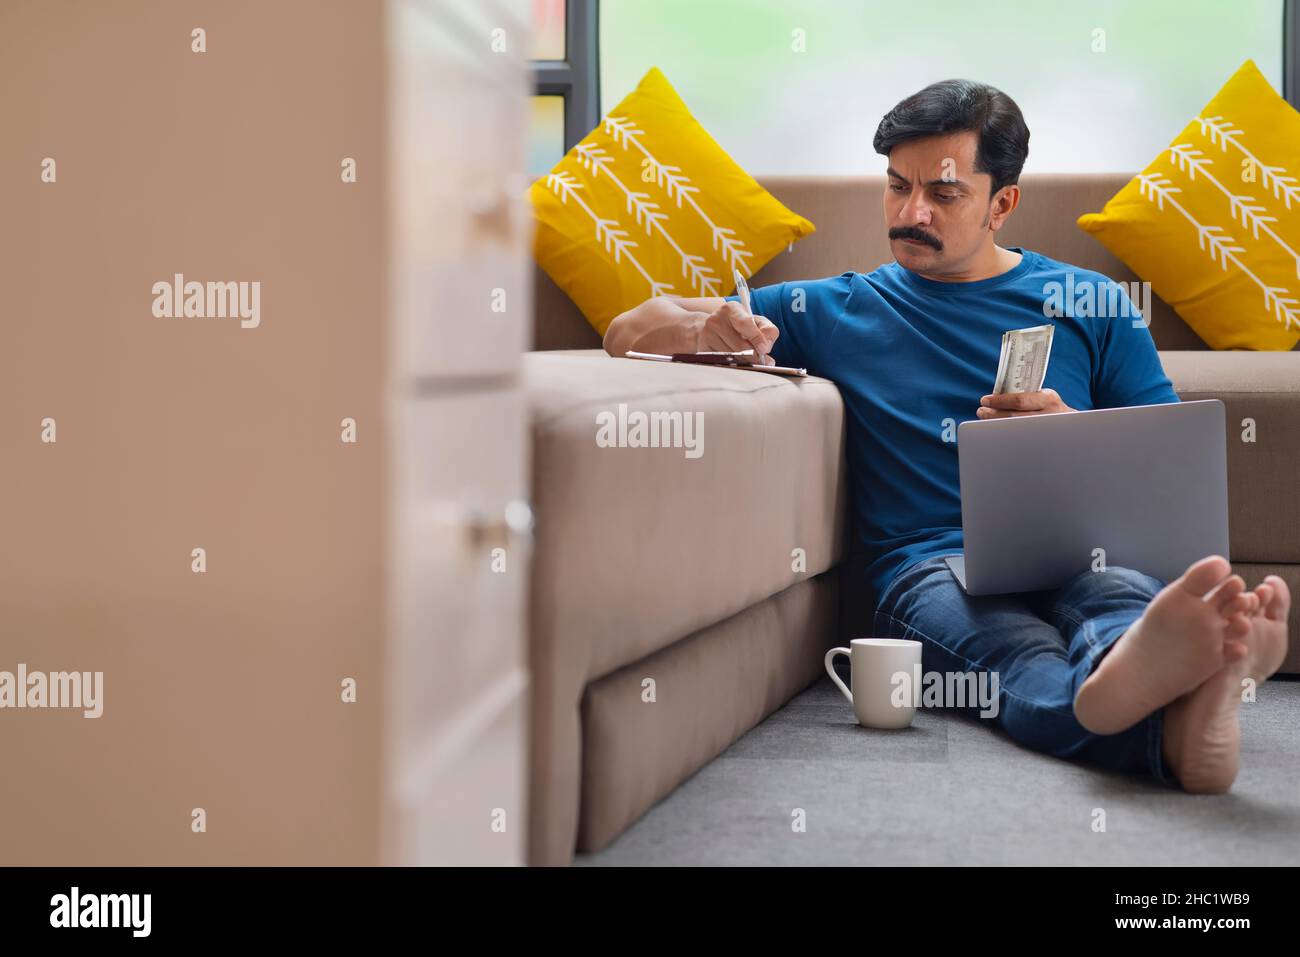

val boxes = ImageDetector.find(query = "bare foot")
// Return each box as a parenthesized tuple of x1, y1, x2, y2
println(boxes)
(1074, 555, 1257, 735)
(1161, 664, 1242, 793)
(1242, 576, 1290, 681)
(1163, 575, 1291, 793)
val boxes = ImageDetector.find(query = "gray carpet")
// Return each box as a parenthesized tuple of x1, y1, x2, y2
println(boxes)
(575, 673, 1300, 866)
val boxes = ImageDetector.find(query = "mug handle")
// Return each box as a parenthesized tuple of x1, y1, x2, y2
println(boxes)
(824, 647, 853, 704)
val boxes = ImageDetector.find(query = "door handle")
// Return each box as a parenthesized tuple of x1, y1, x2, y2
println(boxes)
(425, 499, 533, 550)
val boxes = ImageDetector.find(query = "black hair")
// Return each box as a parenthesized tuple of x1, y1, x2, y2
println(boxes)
(873, 79, 1029, 195)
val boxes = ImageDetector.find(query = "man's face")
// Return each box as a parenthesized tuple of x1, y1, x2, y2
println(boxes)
(883, 130, 1016, 276)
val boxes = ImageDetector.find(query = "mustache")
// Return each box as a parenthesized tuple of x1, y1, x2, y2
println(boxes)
(889, 226, 943, 250)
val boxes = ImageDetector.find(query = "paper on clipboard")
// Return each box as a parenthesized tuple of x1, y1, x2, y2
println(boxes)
(624, 350, 807, 377)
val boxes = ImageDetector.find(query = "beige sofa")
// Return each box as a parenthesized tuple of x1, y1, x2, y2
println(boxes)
(523, 174, 1300, 866)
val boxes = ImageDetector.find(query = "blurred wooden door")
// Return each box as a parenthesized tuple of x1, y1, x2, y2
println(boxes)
(0, 0, 530, 866)
(382, 0, 533, 866)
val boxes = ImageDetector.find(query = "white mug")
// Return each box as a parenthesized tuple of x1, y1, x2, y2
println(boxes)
(824, 638, 923, 729)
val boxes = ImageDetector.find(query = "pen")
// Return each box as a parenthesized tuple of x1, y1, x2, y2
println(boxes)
(733, 268, 771, 365)
(733, 268, 752, 315)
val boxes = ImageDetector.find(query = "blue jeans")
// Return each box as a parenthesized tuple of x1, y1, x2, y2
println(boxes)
(871, 554, 1181, 788)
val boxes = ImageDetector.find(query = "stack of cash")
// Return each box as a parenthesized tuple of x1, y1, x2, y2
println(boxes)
(992, 324, 1055, 394)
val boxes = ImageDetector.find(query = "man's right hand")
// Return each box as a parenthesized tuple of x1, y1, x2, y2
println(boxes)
(603, 294, 780, 363)
(698, 300, 780, 364)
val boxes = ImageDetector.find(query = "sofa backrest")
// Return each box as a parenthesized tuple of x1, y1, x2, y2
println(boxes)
(532, 173, 1213, 352)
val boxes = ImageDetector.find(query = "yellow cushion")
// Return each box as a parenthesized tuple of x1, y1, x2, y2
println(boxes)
(1077, 60, 1300, 350)
(528, 67, 815, 337)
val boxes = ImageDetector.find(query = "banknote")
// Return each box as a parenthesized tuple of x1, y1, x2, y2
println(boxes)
(992, 324, 1055, 394)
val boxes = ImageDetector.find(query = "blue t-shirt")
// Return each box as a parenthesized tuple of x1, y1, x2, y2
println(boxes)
(726, 247, 1180, 607)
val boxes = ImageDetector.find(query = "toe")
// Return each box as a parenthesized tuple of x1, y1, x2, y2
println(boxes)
(1226, 614, 1251, 639)
(1263, 575, 1291, 621)
(1212, 577, 1246, 611)
(1221, 592, 1258, 619)
(1179, 555, 1232, 598)
(1253, 583, 1274, 617)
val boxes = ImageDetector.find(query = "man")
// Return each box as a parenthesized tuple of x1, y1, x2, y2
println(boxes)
(603, 79, 1290, 793)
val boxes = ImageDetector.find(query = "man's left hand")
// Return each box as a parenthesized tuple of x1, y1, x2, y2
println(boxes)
(976, 388, 1074, 419)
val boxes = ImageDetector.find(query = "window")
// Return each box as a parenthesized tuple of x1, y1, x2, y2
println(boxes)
(528, 94, 566, 174)
(531, 0, 566, 60)
(529, 0, 600, 174)
(599, 0, 1294, 175)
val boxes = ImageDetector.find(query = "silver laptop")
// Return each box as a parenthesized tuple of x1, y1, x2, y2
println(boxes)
(945, 399, 1229, 596)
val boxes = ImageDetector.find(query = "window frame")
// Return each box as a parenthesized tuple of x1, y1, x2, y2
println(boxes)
(530, 0, 600, 152)
(1286, 0, 1298, 106)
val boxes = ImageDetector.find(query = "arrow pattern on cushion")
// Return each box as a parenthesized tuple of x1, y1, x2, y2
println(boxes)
(709, 226, 753, 277)
(574, 142, 616, 179)
(576, 142, 720, 295)
(1197, 116, 1300, 210)
(1137, 173, 1298, 330)
(1263, 286, 1300, 326)
(1170, 143, 1298, 278)
(1196, 224, 1246, 270)
(1138, 173, 1181, 210)
(545, 171, 676, 297)
(602, 115, 755, 277)
(1168, 144, 1212, 181)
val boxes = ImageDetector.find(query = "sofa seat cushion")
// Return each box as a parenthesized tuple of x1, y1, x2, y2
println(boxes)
(1162, 350, 1300, 562)
(524, 350, 848, 684)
